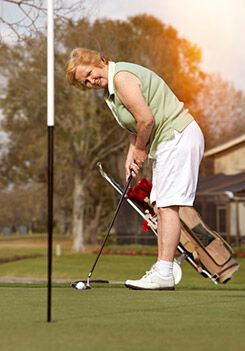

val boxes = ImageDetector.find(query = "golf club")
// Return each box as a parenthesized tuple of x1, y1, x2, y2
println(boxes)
(72, 166, 135, 290)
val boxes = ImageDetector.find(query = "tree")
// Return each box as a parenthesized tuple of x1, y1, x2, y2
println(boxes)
(54, 85, 126, 250)
(0, 0, 85, 39)
(195, 74, 245, 150)
(0, 182, 46, 232)
(127, 15, 205, 107)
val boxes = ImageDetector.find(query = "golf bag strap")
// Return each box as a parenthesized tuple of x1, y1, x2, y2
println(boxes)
(192, 250, 203, 273)
(181, 235, 203, 273)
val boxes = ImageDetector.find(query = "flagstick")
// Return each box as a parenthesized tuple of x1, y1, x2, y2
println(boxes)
(47, 0, 54, 323)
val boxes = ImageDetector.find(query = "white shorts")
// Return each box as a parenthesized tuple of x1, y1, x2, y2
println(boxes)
(150, 121, 204, 207)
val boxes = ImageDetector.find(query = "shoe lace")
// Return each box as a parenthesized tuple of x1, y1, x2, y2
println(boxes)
(142, 264, 157, 279)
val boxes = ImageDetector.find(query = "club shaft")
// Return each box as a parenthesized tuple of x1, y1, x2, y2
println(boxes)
(88, 174, 132, 279)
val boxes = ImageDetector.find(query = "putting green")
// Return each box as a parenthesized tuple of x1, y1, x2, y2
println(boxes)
(0, 286, 244, 351)
(0, 239, 244, 350)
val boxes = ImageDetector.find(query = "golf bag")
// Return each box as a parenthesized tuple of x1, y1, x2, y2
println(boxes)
(127, 177, 239, 284)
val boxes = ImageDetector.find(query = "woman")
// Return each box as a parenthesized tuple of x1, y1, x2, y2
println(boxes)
(66, 48, 204, 291)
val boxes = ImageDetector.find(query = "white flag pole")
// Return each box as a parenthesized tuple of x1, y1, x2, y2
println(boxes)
(47, 0, 54, 323)
(47, 0, 54, 127)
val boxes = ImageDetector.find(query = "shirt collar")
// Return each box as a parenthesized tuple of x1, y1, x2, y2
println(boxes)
(108, 61, 116, 96)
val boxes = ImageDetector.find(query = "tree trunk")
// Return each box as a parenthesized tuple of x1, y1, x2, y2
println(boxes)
(72, 169, 86, 252)
(58, 216, 69, 235)
(86, 201, 103, 244)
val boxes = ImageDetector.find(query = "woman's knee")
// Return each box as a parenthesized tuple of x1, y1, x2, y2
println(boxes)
(158, 206, 180, 218)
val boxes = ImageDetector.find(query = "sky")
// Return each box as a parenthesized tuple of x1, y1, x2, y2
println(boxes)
(85, 0, 245, 92)
(0, 0, 244, 92)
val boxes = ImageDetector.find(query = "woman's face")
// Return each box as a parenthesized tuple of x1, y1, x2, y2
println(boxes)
(75, 63, 108, 90)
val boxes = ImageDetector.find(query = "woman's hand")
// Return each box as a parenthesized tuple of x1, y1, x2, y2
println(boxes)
(125, 148, 148, 180)
(125, 156, 135, 181)
(133, 148, 148, 168)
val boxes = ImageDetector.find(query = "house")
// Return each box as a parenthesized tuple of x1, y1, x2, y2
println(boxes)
(204, 134, 245, 175)
(195, 134, 245, 245)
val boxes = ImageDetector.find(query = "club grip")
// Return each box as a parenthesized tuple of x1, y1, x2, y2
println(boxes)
(129, 161, 138, 174)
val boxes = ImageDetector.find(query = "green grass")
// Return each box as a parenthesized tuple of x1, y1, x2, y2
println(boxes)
(0, 253, 244, 289)
(0, 236, 243, 286)
(0, 233, 71, 241)
(0, 286, 244, 351)
(0, 236, 245, 350)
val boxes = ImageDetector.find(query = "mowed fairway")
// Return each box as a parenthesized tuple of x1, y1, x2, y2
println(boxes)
(0, 236, 244, 351)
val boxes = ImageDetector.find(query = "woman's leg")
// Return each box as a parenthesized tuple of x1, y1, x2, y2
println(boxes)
(154, 205, 181, 262)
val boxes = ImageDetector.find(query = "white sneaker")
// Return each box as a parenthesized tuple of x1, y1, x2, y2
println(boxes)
(125, 264, 175, 290)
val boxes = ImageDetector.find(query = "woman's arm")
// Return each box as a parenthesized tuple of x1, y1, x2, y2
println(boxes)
(125, 133, 136, 180)
(114, 71, 154, 177)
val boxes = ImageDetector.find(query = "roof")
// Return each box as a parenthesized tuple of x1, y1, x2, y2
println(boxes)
(204, 134, 245, 157)
(197, 172, 245, 194)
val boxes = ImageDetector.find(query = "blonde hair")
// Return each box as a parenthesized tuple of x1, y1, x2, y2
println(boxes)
(65, 48, 111, 89)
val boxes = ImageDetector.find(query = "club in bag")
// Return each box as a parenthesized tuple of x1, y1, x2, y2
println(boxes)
(71, 166, 135, 290)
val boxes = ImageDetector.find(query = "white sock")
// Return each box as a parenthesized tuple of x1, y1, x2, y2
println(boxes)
(156, 260, 173, 277)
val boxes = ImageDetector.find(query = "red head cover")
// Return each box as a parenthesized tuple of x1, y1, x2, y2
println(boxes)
(127, 177, 153, 212)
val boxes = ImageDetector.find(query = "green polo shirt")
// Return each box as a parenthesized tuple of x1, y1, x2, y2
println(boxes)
(105, 61, 193, 158)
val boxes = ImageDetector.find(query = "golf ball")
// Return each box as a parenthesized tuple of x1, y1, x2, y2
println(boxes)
(76, 281, 85, 290)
